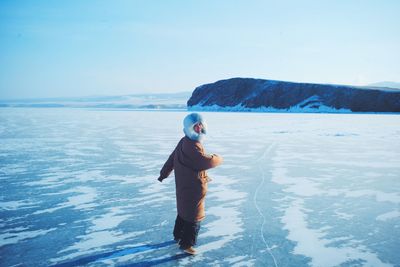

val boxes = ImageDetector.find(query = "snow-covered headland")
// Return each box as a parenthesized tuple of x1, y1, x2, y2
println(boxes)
(188, 78, 400, 113)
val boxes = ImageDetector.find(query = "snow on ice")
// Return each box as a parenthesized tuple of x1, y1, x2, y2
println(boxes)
(0, 108, 399, 266)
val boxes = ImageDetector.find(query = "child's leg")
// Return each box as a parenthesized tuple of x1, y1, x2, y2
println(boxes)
(173, 215, 185, 241)
(179, 220, 201, 249)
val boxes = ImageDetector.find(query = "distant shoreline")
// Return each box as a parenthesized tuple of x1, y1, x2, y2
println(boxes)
(1, 106, 400, 116)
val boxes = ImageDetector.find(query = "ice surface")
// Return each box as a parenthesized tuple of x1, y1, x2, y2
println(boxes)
(0, 108, 399, 266)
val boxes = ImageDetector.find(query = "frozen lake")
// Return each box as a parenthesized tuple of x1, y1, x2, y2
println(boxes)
(1, 108, 399, 267)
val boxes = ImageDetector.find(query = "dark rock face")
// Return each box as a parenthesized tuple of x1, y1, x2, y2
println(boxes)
(187, 78, 400, 113)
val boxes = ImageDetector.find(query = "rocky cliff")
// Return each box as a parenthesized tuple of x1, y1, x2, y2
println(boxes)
(187, 78, 400, 113)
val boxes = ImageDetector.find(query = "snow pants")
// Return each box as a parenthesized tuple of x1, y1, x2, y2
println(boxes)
(173, 215, 201, 249)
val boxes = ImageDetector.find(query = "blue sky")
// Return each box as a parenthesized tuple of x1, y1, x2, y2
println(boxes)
(0, 0, 399, 99)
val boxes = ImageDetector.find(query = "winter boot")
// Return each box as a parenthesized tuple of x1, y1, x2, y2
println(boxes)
(182, 246, 196, 255)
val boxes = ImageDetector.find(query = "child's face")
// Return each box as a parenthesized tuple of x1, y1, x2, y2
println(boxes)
(193, 123, 203, 134)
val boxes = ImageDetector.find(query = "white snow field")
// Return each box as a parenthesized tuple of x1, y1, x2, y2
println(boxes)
(0, 108, 399, 266)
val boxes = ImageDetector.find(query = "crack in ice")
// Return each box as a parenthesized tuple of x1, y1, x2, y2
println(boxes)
(253, 143, 278, 267)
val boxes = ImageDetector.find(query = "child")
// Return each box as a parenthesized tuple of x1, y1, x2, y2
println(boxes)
(157, 113, 223, 255)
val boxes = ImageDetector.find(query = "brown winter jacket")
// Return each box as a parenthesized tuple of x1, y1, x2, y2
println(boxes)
(159, 136, 223, 222)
